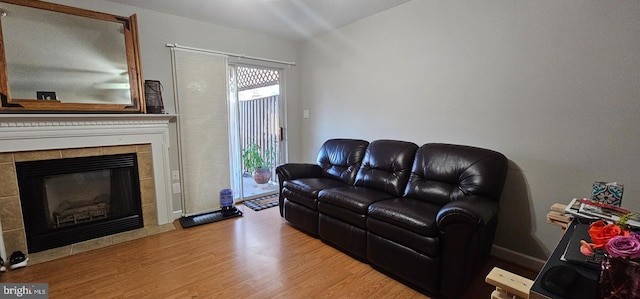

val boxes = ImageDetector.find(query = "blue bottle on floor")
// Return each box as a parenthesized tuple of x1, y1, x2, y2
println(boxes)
(220, 189, 237, 216)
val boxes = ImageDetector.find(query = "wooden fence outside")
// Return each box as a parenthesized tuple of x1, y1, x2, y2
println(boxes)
(239, 95, 280, 181)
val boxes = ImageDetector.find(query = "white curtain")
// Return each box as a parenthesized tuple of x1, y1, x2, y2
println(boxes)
(171, 48, 231, 216)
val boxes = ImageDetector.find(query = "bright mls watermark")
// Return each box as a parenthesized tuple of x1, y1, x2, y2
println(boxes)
(0, 283, 48, 299)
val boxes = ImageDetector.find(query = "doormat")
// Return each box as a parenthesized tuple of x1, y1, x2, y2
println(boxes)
(243, 195, 279, 211)
(178, 209, 243, 228)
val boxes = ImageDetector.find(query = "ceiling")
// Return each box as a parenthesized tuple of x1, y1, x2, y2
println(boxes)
(106, 0, 411, 41)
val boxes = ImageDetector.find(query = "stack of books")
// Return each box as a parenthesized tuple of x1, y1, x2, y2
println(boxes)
(563, 198, 640, 229)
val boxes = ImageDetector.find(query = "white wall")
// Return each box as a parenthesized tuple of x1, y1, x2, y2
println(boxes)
(46, 0, 302, 213)
(300, 0, 640, 262)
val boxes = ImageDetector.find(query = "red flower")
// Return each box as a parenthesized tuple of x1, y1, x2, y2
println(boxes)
(588, 220, 628, 248)
(581, 220, 631, 256)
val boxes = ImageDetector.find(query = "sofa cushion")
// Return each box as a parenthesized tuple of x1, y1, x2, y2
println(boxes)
(317, 187, 395, 229)
(283, 178, 348, 210)
(318, 186, 395, 215)
(404, 143, 508, 206)
(367, 198, 440, 237)
(317, 139, 369, 185)
(354, 140, 418, 197)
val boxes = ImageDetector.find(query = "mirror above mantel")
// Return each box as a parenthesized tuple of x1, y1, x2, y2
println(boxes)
(0, 0, 145, 113)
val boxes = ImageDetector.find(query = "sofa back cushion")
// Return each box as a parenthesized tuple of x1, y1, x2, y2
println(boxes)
(404, 143, 508, 206)
(316, 139, 370, 185)
(354, 140, 418, 197)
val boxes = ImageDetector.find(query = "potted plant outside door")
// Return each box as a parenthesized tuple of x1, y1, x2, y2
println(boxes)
(241, 143, 275, 184)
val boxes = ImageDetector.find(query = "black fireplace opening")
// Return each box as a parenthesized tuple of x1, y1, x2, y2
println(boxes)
(16, 153, 144, 253)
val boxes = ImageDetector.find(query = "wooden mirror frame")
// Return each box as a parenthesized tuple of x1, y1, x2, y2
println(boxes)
(0, 0, 145, 113)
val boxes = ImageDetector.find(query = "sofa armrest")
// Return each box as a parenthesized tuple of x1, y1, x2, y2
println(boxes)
(276, 163, 323, 181)
(435, 195, 501, 299)
(275, 163, 323, 216)
(436, 195, 500, 228)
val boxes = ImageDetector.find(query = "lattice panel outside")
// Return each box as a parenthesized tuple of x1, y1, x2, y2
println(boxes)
(237, 67, 279, 91)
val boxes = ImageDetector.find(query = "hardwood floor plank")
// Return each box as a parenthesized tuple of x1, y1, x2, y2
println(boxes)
(0, 205, 537, 298)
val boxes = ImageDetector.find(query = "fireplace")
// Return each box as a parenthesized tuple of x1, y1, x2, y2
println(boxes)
(0, 114, 175, 262)
(16, 153, 144, 253)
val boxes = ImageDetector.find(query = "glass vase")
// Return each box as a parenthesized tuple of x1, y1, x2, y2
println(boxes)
(598, 254, 640, 299)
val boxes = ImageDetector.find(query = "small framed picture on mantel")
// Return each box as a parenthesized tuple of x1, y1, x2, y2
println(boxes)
(36, 91, 57, 100)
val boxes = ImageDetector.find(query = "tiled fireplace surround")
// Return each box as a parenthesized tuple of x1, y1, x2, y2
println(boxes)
(0, 114, 175, 264)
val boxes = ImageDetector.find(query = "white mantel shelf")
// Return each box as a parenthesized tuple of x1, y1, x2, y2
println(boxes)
(0, 113, 177, 125)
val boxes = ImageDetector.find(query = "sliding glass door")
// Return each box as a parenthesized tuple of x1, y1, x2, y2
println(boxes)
(228, 64, 283, 200)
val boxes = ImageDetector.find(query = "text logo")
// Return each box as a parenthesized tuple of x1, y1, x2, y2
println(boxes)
(0, 284, 48, 299)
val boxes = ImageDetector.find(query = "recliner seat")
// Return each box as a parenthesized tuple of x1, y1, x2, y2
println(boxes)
(317, 140, 418, 260)
(277, 138, 369, 235)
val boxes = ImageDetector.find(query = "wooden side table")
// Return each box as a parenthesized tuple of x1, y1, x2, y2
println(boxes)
(529, 220, 599, 299)
(486, 267, 533, 299)
(485, 204, 584, 299)
(546, 203, 572, 232)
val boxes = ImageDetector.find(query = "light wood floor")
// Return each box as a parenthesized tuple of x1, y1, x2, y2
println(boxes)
(0, 205, 537, 298)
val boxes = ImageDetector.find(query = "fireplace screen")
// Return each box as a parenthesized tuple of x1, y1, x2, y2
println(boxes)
(16, 153, 143, 253)
(46, 170, 114, 228)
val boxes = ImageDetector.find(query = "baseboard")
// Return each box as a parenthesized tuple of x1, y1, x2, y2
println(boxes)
(491, 245, 546, 272)
(173, 210, 183, 221)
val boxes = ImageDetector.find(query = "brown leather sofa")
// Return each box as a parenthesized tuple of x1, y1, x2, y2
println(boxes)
(276, 139, 508, 299)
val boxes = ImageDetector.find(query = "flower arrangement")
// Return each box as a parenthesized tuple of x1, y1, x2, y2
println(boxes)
(580, 215, 640, 298)
(580, 215, 640, 259)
